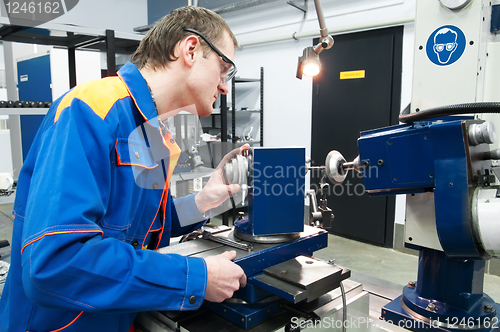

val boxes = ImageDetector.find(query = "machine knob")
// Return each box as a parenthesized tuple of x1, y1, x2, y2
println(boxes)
(439, 0, 472, 10)
(469, 122, 496, 146)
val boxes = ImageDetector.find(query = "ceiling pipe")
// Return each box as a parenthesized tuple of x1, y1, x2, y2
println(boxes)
(238, 15, 414, 48)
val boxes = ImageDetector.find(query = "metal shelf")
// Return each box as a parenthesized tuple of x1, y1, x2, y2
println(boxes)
(218, 67, 263, 226)
(211, 109, 261, 114)
(0, 17, 143, 86)
(0, 107, 49, 116)
(0, 17, 142, 52)
(234, 78, 261, 83)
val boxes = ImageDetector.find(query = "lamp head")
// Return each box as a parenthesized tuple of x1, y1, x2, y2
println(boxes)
(296, 46, 322, 80)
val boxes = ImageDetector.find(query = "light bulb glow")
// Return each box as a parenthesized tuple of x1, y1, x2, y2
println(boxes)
(303, 63, 320, 77)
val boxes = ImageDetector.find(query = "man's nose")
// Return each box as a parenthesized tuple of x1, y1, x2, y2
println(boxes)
(218, 81, 229, 95)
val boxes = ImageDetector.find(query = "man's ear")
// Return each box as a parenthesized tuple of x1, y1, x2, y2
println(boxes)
(179, 36, 200, 68)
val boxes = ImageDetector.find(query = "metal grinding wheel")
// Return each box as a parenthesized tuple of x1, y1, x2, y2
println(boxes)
(223, 153, 250, 206)
(325, 150, 347, 184)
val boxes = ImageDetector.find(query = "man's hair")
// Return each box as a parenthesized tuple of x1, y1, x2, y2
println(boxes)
(131, 6, 237, 70)
(434, 28, 457, 43)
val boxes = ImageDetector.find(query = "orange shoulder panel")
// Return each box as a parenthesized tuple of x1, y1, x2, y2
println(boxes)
(55, 77, 130, 122)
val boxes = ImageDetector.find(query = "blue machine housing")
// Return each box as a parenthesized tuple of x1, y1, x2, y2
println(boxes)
(358, 116, 476, 195)
(358, 121, 435, 195)
(356, 117, 499, 331)
(358, 116, 490, 259)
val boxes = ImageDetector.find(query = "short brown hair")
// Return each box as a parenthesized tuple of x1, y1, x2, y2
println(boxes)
(131, 6, 237, 70)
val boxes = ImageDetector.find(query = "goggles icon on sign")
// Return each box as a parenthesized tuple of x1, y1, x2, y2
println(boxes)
(426, 25, 466, 66)
(434, 42, 457, 53)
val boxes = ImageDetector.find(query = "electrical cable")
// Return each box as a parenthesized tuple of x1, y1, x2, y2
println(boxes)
(399, 102, 500, 124)
(340, 281, 347, 332)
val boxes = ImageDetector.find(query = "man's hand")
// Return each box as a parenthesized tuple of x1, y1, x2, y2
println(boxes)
(204, 251, 247, 302)
(195, 144, 250, 213)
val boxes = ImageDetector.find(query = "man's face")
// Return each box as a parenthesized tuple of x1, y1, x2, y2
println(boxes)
(433, 30, 458, 64)
(190, 31, 235, 117)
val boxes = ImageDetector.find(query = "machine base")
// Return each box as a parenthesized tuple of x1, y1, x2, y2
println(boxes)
(381, 291, 500, 332)
(139, 279, 366, 332)
(204, 297, 285, 329)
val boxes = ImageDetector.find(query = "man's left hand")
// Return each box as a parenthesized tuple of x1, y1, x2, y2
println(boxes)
(195, 144, 250, 214)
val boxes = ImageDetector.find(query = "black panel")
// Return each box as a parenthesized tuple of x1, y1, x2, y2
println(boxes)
(311, 26, 403, 247)
(147, 0, 186, 24)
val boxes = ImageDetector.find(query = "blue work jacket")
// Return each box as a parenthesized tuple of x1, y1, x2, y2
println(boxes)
(0, 62, 208, 332)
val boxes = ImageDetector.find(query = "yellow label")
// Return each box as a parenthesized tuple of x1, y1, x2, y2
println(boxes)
(340, 70, 365, 80)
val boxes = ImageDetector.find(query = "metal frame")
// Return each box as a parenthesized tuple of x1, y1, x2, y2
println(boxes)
(0, 18, 142, 82)
(221, 68, 264, 225)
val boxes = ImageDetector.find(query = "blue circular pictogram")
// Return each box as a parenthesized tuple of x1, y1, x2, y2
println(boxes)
(426, 25, 466, 66)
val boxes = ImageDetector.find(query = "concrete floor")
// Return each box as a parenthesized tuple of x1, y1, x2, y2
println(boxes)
(313, 232, 500, 301)
(1, 202, 500, 330)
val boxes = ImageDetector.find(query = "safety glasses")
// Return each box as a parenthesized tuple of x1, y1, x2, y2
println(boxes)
(183, 27, 237, 83)
(434, 42, 456, 52)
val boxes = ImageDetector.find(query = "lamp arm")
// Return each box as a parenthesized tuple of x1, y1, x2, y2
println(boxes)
(313, 0, 334, 54)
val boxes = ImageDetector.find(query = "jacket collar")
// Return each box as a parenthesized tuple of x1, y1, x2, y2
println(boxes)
(118, 62, 159, 129)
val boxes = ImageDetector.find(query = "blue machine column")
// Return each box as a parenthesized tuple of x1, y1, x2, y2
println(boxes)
(325, 116, 500, 331)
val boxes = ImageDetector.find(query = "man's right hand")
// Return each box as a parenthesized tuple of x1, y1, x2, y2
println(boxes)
(204, 251, 247, 302)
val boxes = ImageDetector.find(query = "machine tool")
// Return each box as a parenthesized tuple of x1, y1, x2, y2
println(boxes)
(139, 147, 354, 331)
(327, 114, 500, 331)
(320, 0, 500, 330)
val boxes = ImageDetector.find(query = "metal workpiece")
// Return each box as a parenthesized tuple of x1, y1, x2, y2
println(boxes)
(325, 150, 347, 184)
(250, 256, 351, 304)
(201, 230, 253, 252)
(158, 226, 253, 254)
(325, 151, 362, 186)
(223, 152, 250, 206)
(180, 229, 254, 252)
(233, 222, 299, 243)
(155, 238, 223, 256)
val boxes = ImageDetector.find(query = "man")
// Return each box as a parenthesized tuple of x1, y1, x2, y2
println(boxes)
(0, 6, 247, 332)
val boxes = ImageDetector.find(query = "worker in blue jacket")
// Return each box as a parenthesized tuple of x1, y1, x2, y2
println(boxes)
(0, 6, 247, 332)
